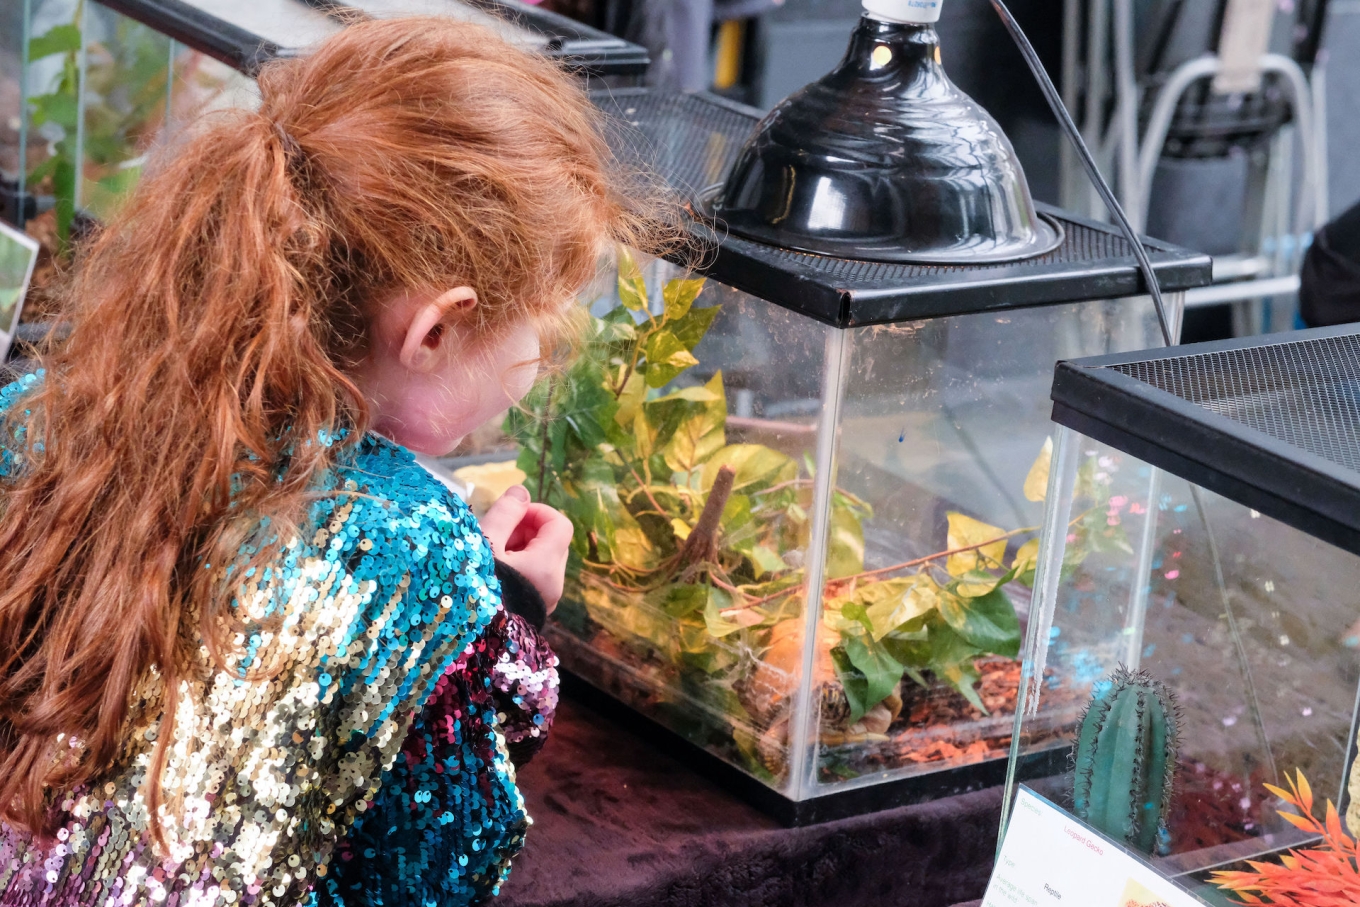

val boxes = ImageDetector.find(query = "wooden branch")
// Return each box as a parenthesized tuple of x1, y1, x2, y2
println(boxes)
(680, 465, 735, 566)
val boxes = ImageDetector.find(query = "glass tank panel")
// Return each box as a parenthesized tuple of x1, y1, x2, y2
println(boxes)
(78, 3, 172, 222)
(1007, 428, 1360, 903)
(806, 300, 1161, 797)
(11, 0, 82, 232)
(434, 254, 1174, 809)
(2, 0, 29, 213)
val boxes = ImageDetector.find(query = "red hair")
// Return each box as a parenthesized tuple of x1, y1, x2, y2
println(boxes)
(0, 16, 677, 841)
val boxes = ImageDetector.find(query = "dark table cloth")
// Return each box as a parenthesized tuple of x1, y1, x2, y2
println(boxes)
(500, 697, 1002, 907)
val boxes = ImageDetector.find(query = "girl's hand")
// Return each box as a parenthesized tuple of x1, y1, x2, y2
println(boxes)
(479, 485, 573, 611)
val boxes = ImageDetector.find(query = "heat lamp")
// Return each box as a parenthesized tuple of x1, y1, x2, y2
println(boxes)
(709, 0, 1061, 263)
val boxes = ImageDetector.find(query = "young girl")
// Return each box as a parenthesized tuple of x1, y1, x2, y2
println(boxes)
(0, 17, 674, 907)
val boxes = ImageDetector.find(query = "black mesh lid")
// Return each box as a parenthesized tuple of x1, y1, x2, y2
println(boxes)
(1050, 324, 1360, 556)
(596, 89, 1213, 328)
(99, 0, 648, 76)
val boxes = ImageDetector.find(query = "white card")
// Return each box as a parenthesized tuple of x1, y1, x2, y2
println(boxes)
(0, 221, 38, 362)
(983, 788, 1207, 907)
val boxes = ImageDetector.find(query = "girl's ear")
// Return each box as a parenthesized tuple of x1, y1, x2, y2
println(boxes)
(399, 286, 477, 373)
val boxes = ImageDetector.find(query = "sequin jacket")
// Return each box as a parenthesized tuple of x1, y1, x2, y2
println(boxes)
(0, 373, 560, 907)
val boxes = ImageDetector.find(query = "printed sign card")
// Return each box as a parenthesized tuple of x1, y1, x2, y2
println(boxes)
(0, 221, 38, 362)
(984, 787, 1206, 907)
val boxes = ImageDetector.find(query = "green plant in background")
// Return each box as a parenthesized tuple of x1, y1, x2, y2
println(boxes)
(507, 257, 1126, 773)
(25, 4, 170, 251)
(25, 5, 84, 252)
(1072, 666, 1181, 855)
(77, 15, 172, 219)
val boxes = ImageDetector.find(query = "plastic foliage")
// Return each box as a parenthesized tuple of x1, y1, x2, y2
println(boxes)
(1071, 666, 1180, 855)
(505, 257, 1121, 771)
(1211, 770, 1360, 906)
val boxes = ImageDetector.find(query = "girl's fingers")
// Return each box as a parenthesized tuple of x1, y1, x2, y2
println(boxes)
(479, 486, 532, 553)
(504, 503, 572, 553)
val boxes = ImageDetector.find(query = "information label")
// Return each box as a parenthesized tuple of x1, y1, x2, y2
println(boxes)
(982, 788, 1206, 907)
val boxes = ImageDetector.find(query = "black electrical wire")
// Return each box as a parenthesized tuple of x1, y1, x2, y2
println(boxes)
(988, 0, 1177, 349)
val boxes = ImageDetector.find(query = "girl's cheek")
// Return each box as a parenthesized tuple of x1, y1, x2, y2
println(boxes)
(504, 359, 539, 406)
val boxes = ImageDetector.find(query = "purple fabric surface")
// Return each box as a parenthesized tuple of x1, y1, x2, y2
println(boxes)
(500, 698, 1002, 907)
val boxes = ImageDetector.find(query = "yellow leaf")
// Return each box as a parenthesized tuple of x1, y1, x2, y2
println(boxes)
(633, 408, 657, 459)
(617, 249, 648, 311)
(671, 518, 692, 541)
(861, 575, 938, 639)
(1012, 537, 1040, 575)
(662, 278, 705, 321)
(662, 371, 727, 473)
(945, 513, 1007, 576)
(450, 460, 527, 517)
(1023, 437, 1053, 502)
(614, 371, 646, 427)
(826, 504, 866, 578)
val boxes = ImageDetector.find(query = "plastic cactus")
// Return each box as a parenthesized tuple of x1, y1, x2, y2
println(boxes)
(1071, 666, 1181, 855)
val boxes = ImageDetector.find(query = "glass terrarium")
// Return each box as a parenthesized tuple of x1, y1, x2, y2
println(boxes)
(432, 88, 1213, 823)
(2, 0, 28, 224)
(4, 0, 79, 230)
(1002, 326, 1360, 902)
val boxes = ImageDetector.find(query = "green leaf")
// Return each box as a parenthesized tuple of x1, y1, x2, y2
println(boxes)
(617, 250, 648, 311)
(29, 91, 79, 131)
(924, 618, 988, 712)
(662, 278, 705, 321)
(831, 647, 871, 723)
(749, 545, 787, 577)
(1024, 437, 1053, 502)
(643, 330, 700, 388)
(703, 586, 760, 637)
(880, 620, 933, 680)
(937, 587, 1020, 657)
(945, 512, 1008, 576)
(668, 304, 720, 352)
(27, 24, 82, 61)
(599, 305, 639, 341)
(660, 584, 707, 618)
(838, 632, 904, 722)
(954, 569, 1009, 599)
(938, 659, 988, 714)
(720, 493, 752, 533)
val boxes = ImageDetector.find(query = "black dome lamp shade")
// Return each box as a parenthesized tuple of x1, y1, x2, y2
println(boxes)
(708, 0, 1061, 263)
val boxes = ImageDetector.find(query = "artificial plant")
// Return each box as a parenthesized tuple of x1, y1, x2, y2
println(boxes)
(1211, 770, 1360, 906)
(1072, 666, 1181, 855)
(506, 256, 1125, 772)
